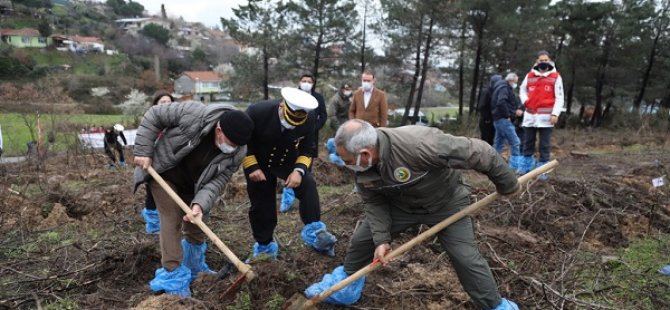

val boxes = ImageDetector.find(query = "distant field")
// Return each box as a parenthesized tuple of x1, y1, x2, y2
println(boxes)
(0, 113, 133, 156)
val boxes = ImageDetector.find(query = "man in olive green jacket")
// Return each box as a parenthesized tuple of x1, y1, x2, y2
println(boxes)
(304, 119, 520, 310)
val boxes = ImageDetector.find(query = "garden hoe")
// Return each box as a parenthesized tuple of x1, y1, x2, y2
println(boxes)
(283, 160, 559, 310)
(147, 167, 255, 293)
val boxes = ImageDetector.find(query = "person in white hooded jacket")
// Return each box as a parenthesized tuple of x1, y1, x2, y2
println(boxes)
(518, 50, 564, 177)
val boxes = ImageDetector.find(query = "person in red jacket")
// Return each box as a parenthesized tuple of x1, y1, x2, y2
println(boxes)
(518, 50, 564, 178)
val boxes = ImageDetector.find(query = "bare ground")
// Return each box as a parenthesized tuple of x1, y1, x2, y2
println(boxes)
(1, 129, 670, 309)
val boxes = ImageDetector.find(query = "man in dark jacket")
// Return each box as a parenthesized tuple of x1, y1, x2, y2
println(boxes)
(298, 73, 327, 157)
(478, 75, 502, 145)
(104, 124, 127, 168)
(304, 119, 520, 310)
(243, 87, 337, 260)
(133, 102, 254, 298)
(491, 72, 522, 172)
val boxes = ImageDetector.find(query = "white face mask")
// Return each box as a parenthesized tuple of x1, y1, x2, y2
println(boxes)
(299, 82, 313, 92)
(361, 82, 373, 92)
(345, 153, 372, 172)
(343, 90, 352, 97)
(511, 83, 518, 89)
(217, 141, 237, 154)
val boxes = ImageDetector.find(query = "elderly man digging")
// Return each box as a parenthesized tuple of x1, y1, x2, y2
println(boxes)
(304, 119, 521, 310)
(133, 101, 254, 298)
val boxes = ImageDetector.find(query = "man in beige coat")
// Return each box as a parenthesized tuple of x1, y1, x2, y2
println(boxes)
(348, 70, 388, 127)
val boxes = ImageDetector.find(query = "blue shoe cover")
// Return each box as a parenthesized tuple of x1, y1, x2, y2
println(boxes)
(325, 138, 337, 154)
(280, 187, 295, 213)
(142, 208, 160, 234)
(249, 241, 279, 261)
(119, 161, 126, 167)
(149, 265, 192, 298)
(659, 265, 670, 275)
(181, 239, 214, 281)
(301, 221, 337, 257)
(535, 160, 549, 181)
(491, 298, 519, 310)
(305, 266, 365, 305)
(508, 155, 524, 174)
(520, 156, 536, 175)
(329, 153, 345, 167)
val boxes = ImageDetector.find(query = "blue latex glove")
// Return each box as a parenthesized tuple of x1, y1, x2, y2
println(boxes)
(304, 266, 365, 305)
(329, 153, 345, 167)
(280, 187, 295, 213)
(659, 265, 670, 276)
(325, 138, 337, 154)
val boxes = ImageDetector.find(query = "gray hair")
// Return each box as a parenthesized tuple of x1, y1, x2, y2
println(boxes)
(505, 72, 518, 81)
(334, 119, 378, 154)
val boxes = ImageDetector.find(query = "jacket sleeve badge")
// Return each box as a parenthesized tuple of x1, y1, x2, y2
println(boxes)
(393, 167, 411, 183)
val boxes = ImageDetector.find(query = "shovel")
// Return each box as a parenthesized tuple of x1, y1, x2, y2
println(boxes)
(146, 166, 256, 285)
(283, 160, 559, 310)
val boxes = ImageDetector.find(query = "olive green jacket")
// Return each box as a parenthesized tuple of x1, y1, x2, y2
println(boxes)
(355, 126, 519, 246)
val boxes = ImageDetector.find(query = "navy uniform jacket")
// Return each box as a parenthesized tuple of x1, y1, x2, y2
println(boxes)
(243, 100, 316, 175)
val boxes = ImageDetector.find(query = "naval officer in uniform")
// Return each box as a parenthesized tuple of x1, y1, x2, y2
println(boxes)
(243, 87, 337, 259)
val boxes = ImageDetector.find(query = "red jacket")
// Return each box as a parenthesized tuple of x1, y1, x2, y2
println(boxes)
(524, 71, 560, 112)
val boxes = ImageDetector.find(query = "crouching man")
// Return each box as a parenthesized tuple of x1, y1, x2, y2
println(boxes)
(133, 101, 254, 297)
(305, 119, 521, 310)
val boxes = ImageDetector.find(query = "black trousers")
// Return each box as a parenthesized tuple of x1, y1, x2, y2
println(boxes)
(104, 142, 124, 163)
(479, 118, 495, 146)
(522, 127, 552, 162)
(245, 168, 321, 244)
(145, 185, 156, 210)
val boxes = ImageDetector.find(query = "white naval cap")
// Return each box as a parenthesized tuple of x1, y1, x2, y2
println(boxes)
(280, 87, 318, 112)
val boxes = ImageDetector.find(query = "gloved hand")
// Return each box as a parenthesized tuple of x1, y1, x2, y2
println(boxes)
(325, 138, 337, 154)
(304, 266, 365, 305)
(329, 153, 345, 167)
(280, 187, 295, 213)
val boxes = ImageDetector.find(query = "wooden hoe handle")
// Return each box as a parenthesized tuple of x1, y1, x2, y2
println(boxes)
(147, 166, 255, 281)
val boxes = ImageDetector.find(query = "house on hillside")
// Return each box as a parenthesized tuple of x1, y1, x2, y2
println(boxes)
(174, 71, 223, 103)
(0, 28, 51, 48)
(71, 35, 104, 52)
(115, 17, 170, 34)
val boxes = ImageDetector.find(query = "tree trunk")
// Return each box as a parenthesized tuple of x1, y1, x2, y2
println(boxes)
(263, 45, 269, 100)
(591, 35, 610, 127)
(413, 16, 435, 124)
(566, 61, 576, 115)
(469, 13, 487, 115)
(312, 32, 323, 87)
(633, 30, 660, 112)
(457, 20, 466, 117)
(360, 0, 368, 73)
(401, 17, 424, 126)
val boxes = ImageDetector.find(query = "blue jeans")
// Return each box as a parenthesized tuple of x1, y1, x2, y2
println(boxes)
(523, 127, 552, 162)
(493, 119, 521, 156)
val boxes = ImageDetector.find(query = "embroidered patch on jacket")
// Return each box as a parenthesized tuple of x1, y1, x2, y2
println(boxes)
(393, 167, 411, 183)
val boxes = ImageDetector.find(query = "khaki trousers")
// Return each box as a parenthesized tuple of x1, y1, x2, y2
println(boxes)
(149, 180, 205, 270)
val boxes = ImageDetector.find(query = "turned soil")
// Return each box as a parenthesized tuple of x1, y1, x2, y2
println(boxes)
(1, 129, 669, 309)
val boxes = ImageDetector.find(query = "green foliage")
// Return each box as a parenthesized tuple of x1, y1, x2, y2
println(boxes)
(13, 0, 52, 9)
(106, 0, 144, 17)
(264, 293, 286, 310)
(191, 48, 207, 63)
(43, 296, 78, 309)
(37, 18, 51, 37)
(226, 290, 252, 310)
(575, 235, 670, 309)
(141, 24, 171, 46)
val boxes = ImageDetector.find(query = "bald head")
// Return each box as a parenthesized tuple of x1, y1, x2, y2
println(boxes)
(335, 119, 378, 154)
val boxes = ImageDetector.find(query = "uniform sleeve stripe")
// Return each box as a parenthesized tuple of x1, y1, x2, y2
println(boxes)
(243, 155, 258, 168)
(295, 156, 312, 167)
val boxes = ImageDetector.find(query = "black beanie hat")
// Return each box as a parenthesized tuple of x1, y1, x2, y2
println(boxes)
(219, 110, 254, 146)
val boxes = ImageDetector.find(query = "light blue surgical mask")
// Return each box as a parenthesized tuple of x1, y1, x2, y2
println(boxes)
(345, 153, 372, 172)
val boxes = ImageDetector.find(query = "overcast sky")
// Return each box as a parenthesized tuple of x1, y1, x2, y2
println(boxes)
(135, 0, 248, 28)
